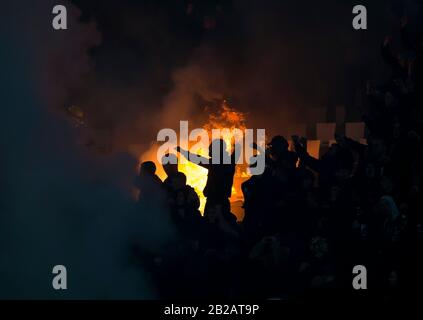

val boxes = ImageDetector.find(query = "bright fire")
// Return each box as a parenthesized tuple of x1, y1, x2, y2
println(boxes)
(140, 101, 250, 221)
(138, 101, 325, 222)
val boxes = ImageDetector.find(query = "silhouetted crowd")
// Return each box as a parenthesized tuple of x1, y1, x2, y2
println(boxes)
(134, 19, 423, 300)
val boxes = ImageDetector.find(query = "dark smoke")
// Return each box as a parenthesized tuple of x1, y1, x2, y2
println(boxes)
(0, 0, 176, 299)
(67, 0, 422, 144)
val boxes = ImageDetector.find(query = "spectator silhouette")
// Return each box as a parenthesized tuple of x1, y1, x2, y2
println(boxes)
(167, 172, 201, 226)
(267, 135, 298, 171)
(242, 135, 299, 238)
(161, 153, 179, 192)
(134, 161, 164, 204)
(139, 17, 423, 299)
(176, 138, 240, 222)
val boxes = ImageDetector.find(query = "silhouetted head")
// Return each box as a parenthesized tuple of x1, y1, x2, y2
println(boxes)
(172, 172, 187, 190)
(208, 139, 229, 161)
(161, 153, 178, 177)
(268, 135, 289, 158)
(139, 161, 156, 176)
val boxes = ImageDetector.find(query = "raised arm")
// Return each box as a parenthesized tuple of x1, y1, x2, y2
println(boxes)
(292, 136, 323, 173)
(176, 146, 210, 169)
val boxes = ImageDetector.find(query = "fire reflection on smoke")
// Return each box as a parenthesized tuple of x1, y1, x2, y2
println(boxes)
(140, 101, 250, 221)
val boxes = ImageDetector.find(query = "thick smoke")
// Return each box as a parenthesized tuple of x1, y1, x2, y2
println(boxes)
(66, 0, 423, 146)
(0, 0, 176, 299)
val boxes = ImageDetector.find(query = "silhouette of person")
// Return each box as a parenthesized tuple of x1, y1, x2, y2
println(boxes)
(243, 135, 298, 237)
(168, 172, 201, 226)
(134, 161, 164, 204)
(176, 139, 240, 221)
(267, 135, 298, 172)
(161, 153, 179, 192)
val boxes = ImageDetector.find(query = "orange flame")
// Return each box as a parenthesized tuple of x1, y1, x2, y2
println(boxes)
(139, 101, 249, 221)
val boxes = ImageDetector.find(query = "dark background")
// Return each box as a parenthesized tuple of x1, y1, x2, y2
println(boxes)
(0, 0, 422, 299)
(66, 0, 422, 146)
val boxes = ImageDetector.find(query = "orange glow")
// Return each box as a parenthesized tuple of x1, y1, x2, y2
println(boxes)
(178, 152, 208, 212)
(139, 101, 250, 221)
